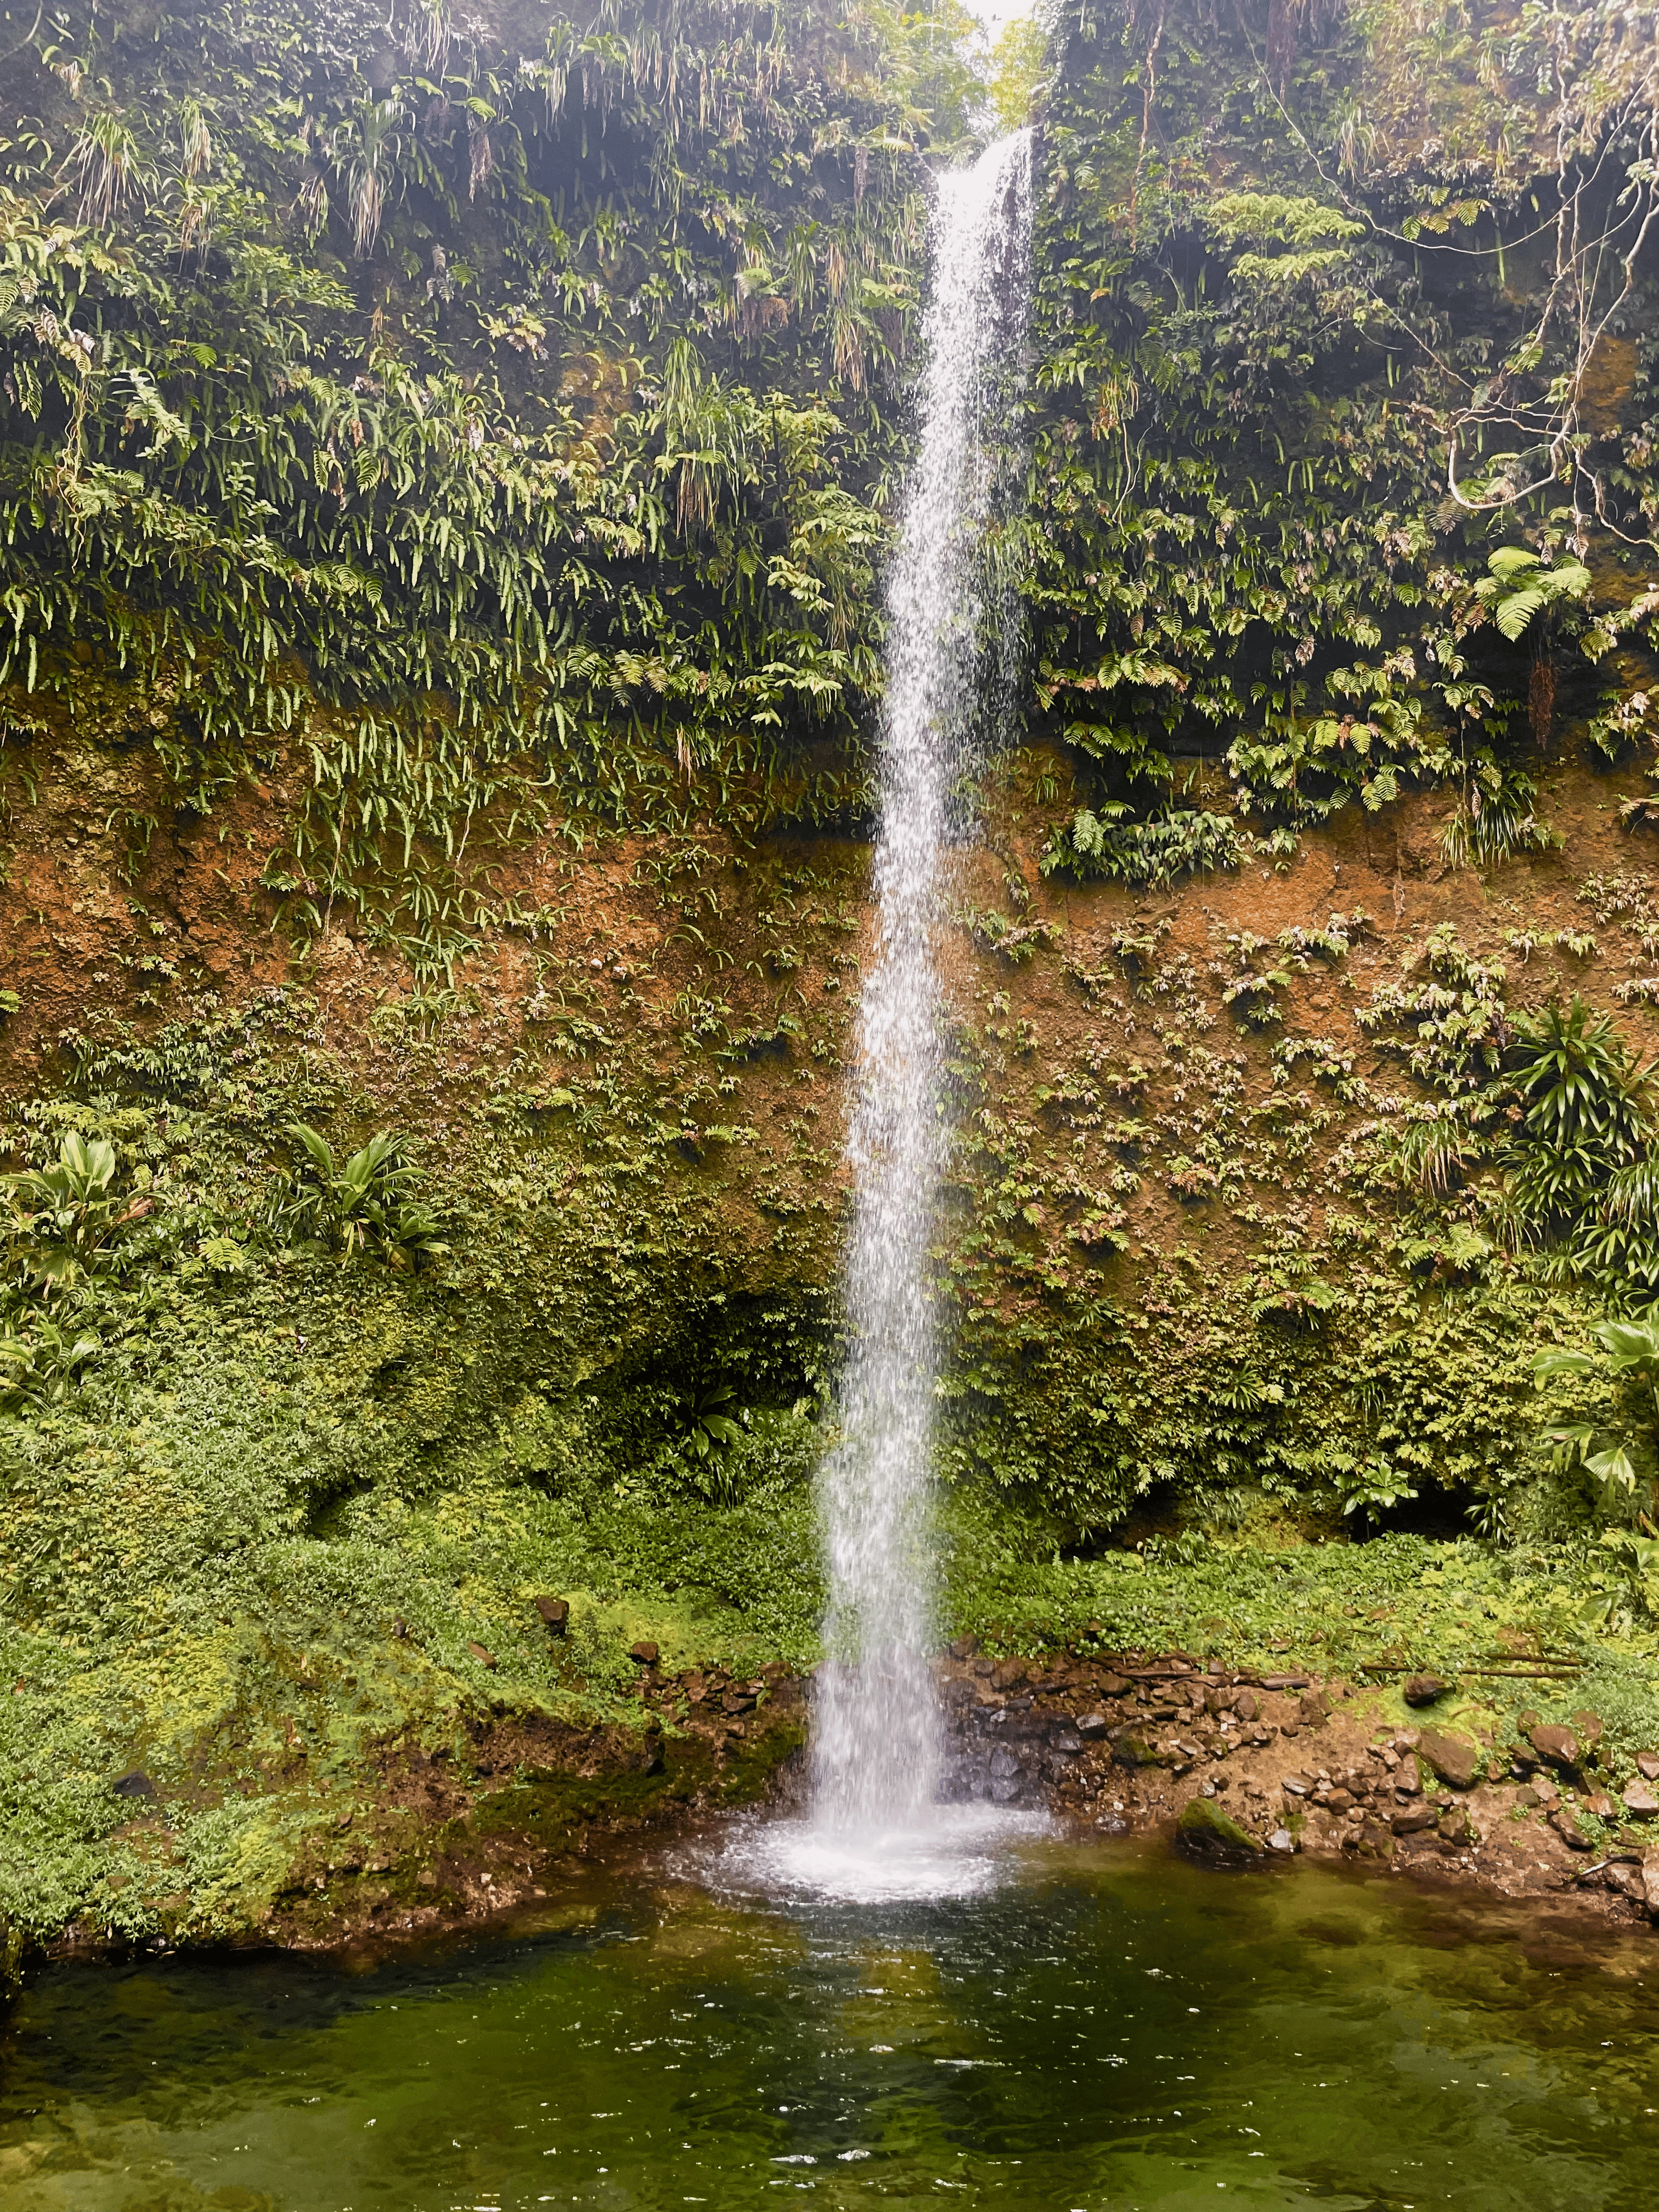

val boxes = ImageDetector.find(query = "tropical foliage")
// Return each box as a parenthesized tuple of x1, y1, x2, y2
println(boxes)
(0, 0, 978, 970)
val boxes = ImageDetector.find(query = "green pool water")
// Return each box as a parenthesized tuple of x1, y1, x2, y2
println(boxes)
(2, 1822, 1657, 2211)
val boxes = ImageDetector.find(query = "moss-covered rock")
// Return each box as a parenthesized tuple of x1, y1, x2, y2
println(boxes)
(1176, 1796, 1266, 1864)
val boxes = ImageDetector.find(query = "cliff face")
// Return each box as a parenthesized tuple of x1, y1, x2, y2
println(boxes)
(2, 0, 1659, 1948)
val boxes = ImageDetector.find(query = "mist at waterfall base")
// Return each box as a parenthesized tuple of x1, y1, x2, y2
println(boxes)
(727, 133, 1039, 1902)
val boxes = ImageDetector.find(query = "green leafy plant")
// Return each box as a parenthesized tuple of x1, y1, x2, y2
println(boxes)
(1504, 1001, 1652, 1234)
(283, 1124, 449, 1268)
(2, 1131, 147, 1290)
(0, 1316, 100, 1408)
(1473, 547, 1592, 643)
(1534, 1319, 1659, 1516)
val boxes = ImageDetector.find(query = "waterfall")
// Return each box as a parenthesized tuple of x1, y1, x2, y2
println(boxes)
(811, 131, 1035, 1837)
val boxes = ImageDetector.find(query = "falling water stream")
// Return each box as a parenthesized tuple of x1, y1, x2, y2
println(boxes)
(740, 133, 1037, 1899)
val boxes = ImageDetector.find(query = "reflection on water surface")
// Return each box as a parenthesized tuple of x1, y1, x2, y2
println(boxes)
(1, 1826, 1655, 2210)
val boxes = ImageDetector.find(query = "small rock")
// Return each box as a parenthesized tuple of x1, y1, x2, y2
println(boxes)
(534, 1597, 569, 1635)
(1624, 1783, 1659, 1818)
(1637, 1752, 1659, 1782)
(1297, 1690, 1331, 1728)
(1234, 1690, 1260, 1722)
(1584, 1792, 1619, 1821)
(949, 1634, 980, 1661)
(112, 1771, 156, 1799)
(1112, 1733, 1160, 1769)
(1266, 1827, 1296, 1854)
(1076, 1712, 1109, 1739)
(1261, 1674, 1311, 1690)
(1176, 1796, 1265, 1862)
(1573, 1711, 1605, 1747)
(1098, 1673, 1131, 1697)
(1529, 1723, 1581, 1771)
(1325, 1788, 1356, 1813)
(628, 1641, 660, 1666)
(1437, 1808, 1476, 1846)
(991, 1658, 1027, 1691)
(1605, 1863, 1647, 1903)
(1551, 1806, 1594, 1852)
(1416, 1729, 1480, 1790)
(1643, 1852, 1659, 1921)
(1280, 1773, 1315, 1797)
(1403, 1674, 1449, 1707)
(467, 1641, 498, 1669)
(1394, 1766, 1423, 1798)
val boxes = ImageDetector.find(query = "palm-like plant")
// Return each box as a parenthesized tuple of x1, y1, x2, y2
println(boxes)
(1474, 546, 1592, 641)
(1504, 1000, 1651, 1227)
(284, 1124, 448, 1267)
(1473, 546, 1591, 746)
(682, 1381, 742, 1461)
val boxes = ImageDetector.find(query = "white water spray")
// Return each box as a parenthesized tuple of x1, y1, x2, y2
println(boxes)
(811, 132, 1035, 1843)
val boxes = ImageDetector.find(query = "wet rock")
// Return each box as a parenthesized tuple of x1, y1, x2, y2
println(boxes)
(1437, 1808, 1476, 1847)
(1605, 1863, 1647, 1904)
(533, 1597, 569, 1635)
(1098, 1673, 1131, 1697)
(1266, 1827, 1296, 1854)
(949, 1634, 980, 1661)
(1403, 1674, 1450, 1707)
(1076, 1712, 1109, 1740)
(1624, 1783, 1659, 1818)
(1417, 1730, 1480, 1790)
(629, 1641, 660, 1667)
(1643, 1853, 1659, 1920)
(1049, 1729, 1083, 1756)
(988, 1746, 1020, 1779)
(991, 1659, 1026, 1691)
(1176, 1796, 1265, 1863)
(112, 1771, 156, 1799)
(1529, 1723, 1581, 1771)
(1392, 1805, 1440, 1835)
(1111, 1733, 1160, 1768)
(1550, 1806, 1595, 1851)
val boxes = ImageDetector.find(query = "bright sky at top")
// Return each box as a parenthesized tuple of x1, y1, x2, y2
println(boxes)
(971, 0, 1036, 45)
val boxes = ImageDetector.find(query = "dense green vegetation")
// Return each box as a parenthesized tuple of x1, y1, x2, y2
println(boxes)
(1, 0, 1659, 1952)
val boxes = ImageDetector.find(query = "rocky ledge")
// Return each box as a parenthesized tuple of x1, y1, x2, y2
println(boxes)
(936, 1640, 1659, 1928)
